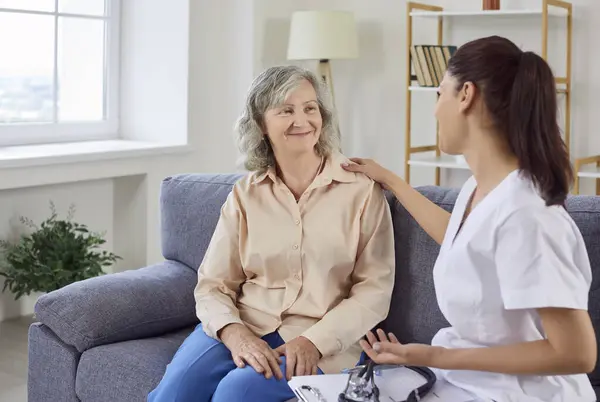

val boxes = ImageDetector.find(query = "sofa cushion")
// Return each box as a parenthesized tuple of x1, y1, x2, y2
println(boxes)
(75, 326, 194, 402)
(160, 173, 243, 271)
(380, 186, 457, 344)
(565, 195, 600, 385)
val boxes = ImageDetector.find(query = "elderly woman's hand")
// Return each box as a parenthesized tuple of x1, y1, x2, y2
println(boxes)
(220, 324, 284, 380)
(275, 336, 321, 380)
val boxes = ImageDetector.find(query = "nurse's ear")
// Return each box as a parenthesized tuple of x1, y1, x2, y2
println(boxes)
(457, 81, 477, 115)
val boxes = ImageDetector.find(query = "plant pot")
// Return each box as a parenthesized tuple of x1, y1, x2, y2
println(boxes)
(483, 0, 500, 10)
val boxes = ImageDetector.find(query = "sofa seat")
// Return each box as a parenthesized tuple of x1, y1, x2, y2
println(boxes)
(75, 326, 194, 402)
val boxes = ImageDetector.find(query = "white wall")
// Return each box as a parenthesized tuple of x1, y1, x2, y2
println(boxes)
(1, 0, 598, 320)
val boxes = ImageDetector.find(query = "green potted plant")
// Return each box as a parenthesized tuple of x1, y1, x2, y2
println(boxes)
(0, 202, 121, 300)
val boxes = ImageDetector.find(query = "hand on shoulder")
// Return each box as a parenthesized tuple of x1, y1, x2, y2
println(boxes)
(341, 157, 397, 190)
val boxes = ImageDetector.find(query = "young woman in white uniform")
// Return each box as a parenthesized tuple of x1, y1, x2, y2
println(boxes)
(342, 35, 597, 401)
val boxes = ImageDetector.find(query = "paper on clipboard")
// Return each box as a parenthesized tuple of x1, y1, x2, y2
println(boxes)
(288, 366, 478, 402)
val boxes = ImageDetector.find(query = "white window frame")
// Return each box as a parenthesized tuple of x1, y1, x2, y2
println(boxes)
(0, 0, 120, 147)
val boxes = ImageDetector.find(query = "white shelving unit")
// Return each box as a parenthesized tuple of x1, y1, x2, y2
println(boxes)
(404, 0, 572, 186)
(574, 155, 600, 195)
(408, 154, 470, 170)
(578, 167, 600, 179)
(408, 86, 438, 92)
(409, 8, 567, 18)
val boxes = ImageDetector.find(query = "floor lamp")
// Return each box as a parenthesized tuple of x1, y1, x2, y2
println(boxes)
(287, 10, 359, 108)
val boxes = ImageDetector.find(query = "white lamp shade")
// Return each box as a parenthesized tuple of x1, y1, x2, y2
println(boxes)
(287, 11, 359, 61)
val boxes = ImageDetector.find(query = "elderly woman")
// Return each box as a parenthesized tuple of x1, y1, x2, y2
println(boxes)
(148, 65, 395, 402)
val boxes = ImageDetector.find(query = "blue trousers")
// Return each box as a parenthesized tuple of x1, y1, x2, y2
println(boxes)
(148, 323, 318, 402)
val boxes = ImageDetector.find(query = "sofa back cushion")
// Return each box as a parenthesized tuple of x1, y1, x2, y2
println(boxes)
(160, 173, 241, 270)
(566, 195, 600, 385)
(379, 186, 456, 344)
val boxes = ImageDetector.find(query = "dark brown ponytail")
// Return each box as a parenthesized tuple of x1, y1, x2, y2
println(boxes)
(507, 51, 572, 206)
(447, 36, 573, 206)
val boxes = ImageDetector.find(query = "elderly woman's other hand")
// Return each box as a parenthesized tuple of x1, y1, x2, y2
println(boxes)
(220, 323, 284, 380)
(275, 336, 321, 380)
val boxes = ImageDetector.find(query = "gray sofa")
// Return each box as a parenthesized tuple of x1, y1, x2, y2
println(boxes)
(27, 173, 600, 401)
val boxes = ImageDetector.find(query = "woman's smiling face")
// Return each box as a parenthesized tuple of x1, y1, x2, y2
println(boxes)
(262, 79, 322, 158)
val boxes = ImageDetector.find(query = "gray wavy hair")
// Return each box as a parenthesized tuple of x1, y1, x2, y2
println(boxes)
(235, 65, 340, 172)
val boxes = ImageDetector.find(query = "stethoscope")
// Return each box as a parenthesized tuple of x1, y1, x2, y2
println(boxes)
(339, 361, 437, 402)
(399, 365, 438, 402)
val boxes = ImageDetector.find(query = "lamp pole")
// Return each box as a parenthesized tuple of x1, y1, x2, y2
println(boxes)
(318, 58, 335, 106)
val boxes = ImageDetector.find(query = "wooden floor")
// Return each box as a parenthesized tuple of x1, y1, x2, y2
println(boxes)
(0, 315, 32, 402)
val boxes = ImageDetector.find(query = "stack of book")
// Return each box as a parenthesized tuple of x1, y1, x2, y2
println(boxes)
(410, 45, 457, 88)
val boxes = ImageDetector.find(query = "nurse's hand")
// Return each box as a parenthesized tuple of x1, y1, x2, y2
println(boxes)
(359, 329, 438, 367)
(341, 158, 397, 189)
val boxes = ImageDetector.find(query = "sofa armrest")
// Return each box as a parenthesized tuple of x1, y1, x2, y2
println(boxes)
(34, 260, 198, 353)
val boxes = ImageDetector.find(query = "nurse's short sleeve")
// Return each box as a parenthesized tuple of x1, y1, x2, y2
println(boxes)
(494, 206, 592, 311)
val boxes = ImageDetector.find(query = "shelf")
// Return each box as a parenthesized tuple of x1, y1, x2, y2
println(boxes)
(409, 84, 568, 94)
(410, 8, 567, 18)
(408, 154, 470, 170)
(409, 86, 439, 92)
(578, 166, 600, 179)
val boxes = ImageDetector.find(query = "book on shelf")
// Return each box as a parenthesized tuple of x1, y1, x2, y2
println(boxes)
(410, 45, 457, 88)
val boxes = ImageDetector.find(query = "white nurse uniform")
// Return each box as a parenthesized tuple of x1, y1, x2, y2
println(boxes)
(431, 170, 596, 402)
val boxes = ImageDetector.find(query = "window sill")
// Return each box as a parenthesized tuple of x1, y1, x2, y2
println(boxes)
(0, 139, 192, 169)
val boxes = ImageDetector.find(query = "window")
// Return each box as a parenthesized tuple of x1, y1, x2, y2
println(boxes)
(0, 0, 120, 146)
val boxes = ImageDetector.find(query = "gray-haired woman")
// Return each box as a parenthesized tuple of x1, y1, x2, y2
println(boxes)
(148, 65, 396, 402)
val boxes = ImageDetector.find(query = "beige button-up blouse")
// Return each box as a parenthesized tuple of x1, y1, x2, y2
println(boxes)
(194, 152, 396, 374)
